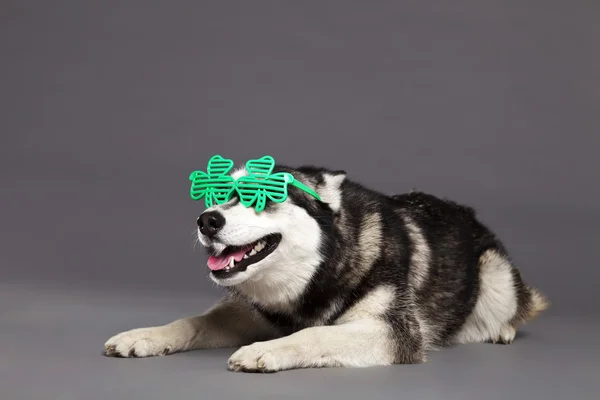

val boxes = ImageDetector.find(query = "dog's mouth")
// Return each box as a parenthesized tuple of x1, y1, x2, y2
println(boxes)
(207, 233, 282, 277)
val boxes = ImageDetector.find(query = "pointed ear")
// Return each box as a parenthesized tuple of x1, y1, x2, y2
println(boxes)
(317, 170, 346, 213)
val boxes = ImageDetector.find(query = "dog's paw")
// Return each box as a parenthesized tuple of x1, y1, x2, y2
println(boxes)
(104, 327, 175, 358)
(227, 342, 294, 373)
(491, 325, 517, 345)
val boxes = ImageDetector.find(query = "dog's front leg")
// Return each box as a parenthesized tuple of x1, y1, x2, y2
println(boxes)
(228, 318, 414, 373)
(104, 298, 277, 358)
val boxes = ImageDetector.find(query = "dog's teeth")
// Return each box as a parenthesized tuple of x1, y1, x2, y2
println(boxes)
(249, 249, 257, 256)
(243, 254, 249, 259)
(225, 266, 230, 271)
(229, 258, 235, 268)
(254, 242, 264, 252)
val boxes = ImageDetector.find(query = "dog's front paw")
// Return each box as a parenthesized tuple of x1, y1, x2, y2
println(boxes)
(227, 342, 294, 373)
(104, 326, 176, 358)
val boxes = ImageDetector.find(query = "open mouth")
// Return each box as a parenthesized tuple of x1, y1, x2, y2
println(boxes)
(207, 233, 282, 278)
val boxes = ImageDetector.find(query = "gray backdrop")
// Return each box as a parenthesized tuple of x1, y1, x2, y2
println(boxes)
(1, 1, 599, 399)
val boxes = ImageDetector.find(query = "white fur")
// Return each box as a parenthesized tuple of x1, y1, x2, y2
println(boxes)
(403, 215, 431, 290)
(104, 298, 276, 357)
(452, 250, 518, 344)
(227, 320, 394, 372)
(497, 325, 517, 344)
(198, 166, 323, 292)
(204, 199, 322, 309)
(228, 286, 396, 372)
(106, 286, 398, 371)
(335, 285, 395, 324)
(341, 212, 384, 287)
(105, 324, 192, 357)
(402, 214, 435, 348)
(318, 173, 345, 212)
(104, 165, 545, 372)
(199, 168, 346, 309)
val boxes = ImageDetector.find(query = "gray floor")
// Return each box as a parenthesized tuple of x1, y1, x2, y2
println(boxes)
(2, 282, 598, 400)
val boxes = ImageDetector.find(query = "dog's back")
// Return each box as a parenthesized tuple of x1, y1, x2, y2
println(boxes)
(242, 172, 549, 360)
(390, 191, 548, 348)
(241, 171, 549, 356)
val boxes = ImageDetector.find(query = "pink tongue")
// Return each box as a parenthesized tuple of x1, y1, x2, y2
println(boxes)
(207, 246, 252, 271)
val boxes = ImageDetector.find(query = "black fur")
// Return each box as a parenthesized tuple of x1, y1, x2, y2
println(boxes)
(226, 165, 545, 363)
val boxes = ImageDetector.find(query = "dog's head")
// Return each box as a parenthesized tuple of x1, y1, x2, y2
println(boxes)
(196, 165, 346, 288)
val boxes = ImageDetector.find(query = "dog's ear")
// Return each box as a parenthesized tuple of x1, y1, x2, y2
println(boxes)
(316, 170, 346, 213)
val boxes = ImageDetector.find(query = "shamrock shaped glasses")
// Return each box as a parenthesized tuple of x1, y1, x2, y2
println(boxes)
(189, 155, 321, 212)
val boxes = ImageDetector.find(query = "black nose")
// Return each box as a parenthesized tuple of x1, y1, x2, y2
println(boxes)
(197, 211, 226, 238)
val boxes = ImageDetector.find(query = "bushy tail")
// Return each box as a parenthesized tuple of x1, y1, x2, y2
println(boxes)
(524, 286, 549, 321)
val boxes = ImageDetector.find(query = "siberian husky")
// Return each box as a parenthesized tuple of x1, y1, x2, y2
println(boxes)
(104, 163, 548, 372)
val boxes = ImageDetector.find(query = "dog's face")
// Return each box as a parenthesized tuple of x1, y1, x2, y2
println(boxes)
(196, 166, 345, 288)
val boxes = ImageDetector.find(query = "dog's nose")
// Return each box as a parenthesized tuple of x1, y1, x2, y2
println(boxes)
(198, 211, 226, 238)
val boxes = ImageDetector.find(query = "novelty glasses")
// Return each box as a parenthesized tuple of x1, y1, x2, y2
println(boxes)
(189, 155, 321, 212)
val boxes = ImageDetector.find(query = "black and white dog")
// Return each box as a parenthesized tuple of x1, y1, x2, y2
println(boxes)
(104, 163, 548, 372)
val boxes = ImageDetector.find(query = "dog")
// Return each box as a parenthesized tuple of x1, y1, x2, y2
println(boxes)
(104, 162, 548, 372)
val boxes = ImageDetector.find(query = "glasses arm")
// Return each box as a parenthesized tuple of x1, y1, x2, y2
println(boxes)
(289, 179, 321, 201)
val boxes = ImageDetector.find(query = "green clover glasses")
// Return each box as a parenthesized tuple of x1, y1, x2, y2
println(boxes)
(189, 155, 321, 212)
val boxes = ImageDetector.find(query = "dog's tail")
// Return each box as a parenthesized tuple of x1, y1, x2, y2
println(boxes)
(522, 285, 550, 322)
